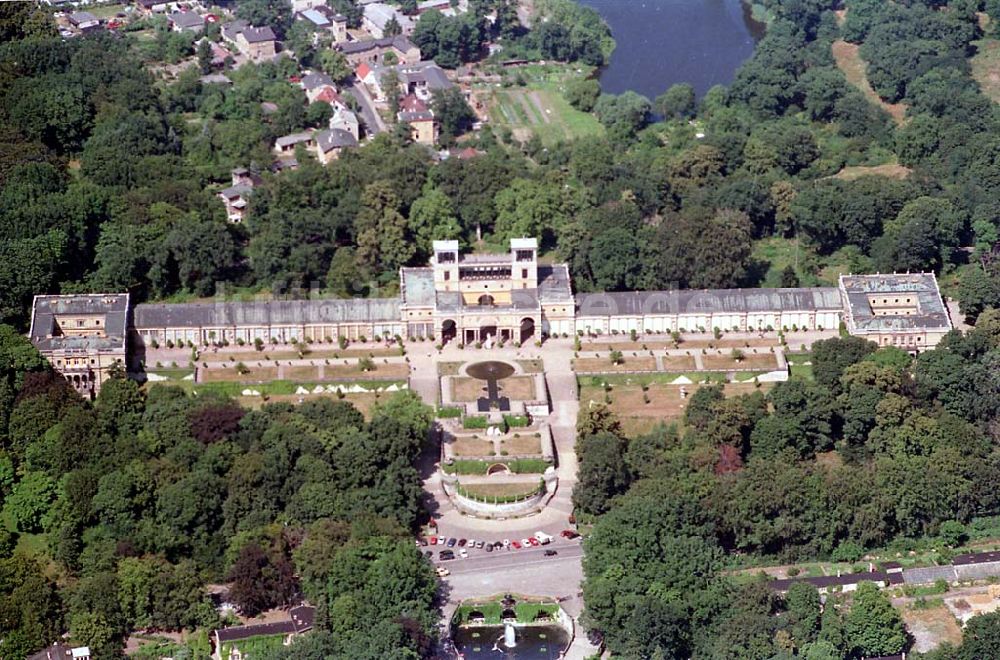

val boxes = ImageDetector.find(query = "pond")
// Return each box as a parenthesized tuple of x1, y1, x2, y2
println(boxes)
(452, 624, 570, 659)
(580, 0, 766, 100)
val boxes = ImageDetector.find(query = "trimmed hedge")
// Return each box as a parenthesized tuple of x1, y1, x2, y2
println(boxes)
(443, 459, 551, 475)
(437, 406, 463, 418)
(502, 414, 530, 428)
(462, 415, 489, 429)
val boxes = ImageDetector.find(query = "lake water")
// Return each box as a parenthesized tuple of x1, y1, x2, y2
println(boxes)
(580, 0, 765, 100)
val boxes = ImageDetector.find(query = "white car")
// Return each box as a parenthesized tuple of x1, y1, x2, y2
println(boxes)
(459, 548, 469, 558)
(503, 539, 511, 548)
(436, 567, 450, 577)
(521, 538, 531, 548)
(475, 540, 485, 549)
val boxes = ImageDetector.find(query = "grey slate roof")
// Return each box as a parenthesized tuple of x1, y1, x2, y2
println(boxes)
(397, 61, 452, 89)
(30, 294, 129, 352)
(168, 11, 204, 28)
(134, 298, 401, 328)
(538, 264, 573, 303)
(840, 273, 951, 333)
(69, 11, 99, 24)
(337, 35, 417, 55)
(576, 287, 842, 317)
(242, 25, 277, 43)
(315, 128, 358, 152)
(219, 184, 252, 199)
(215, 605, 314, 643)
(275, 131, 314, 148)
(301, 72, 335, 90)
(399, 110, 434, 122)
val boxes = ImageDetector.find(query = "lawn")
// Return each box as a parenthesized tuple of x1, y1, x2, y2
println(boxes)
(751, 237, 872, 288)
(579, 381, 772, 436)
(831, 39, 907, 123)
(483, 65, 604, 146)
(201, 366, 279, 382)
(702, 353, 779, 371)
(451, 376, 536, 401)
(971, 38, 1000, 104)
(88, 3, 128, 19)
(457, 481, 543, 500)
(443, 458, 550, 474)
(572, 357, 658, 373)
(451, 437, 496, 457)
(176, 379, 405, 397)
(501, 433, 543, 455)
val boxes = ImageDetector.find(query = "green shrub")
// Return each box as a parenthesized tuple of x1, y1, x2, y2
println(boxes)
(462, 416, 489, 429)
(502, 414, 530, 428)
(437, 406, 463, 418)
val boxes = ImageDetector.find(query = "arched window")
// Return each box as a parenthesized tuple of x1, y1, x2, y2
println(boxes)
(478, 294, 494, 306)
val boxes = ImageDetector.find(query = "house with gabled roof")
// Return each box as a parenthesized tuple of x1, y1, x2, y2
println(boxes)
(222, 20, 278, 62)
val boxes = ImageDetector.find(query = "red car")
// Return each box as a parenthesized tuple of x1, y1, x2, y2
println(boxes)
(429, 536, 437, 545)
(528, 537, 540, 547)
(560, 530, 579, 539)
(512, 540, 522, 549)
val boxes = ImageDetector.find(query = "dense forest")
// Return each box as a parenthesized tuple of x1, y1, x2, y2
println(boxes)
(576, 317, 1000, 657)
(2, 0, 999, 331)
(0, 324, 437, 658)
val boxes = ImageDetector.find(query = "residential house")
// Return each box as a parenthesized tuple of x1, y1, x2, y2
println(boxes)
(362, 2, 415, 38)
(68, 11, 101, 32)
(337, 35, 421, 66)
(28, 644, 92, 660)
(297, 6, 349, 43)
(222, 20, 278, 62)
(290, 0, 325, 12)
(396, 60, 452, 101)
(168, 10, 205, 33)
(135, 0, 168, 14)
(417, 0, 469, 16)
(314, 128, 359, 164)
(29, 294, 130, 399)
(398, 95, 437, 145)
(213, 606, 315, 660)
(217, 168, 261, 223)
(273, 131, 315, 155)
(329, 105, 361, 141)
(364, 60, 451, 103)
(300, 71, 337, 103)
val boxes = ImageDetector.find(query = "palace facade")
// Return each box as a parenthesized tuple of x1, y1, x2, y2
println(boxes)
(30, 240, 953, 390)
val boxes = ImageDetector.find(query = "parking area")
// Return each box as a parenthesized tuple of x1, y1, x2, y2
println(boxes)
(419, 530, 582, 571)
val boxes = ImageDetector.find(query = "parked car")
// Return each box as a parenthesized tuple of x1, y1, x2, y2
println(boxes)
(475, 540, 485, 549)
(436, 567, 450, 577)
(544, 549, 558, 556)
(560, 530, 578, 539)
(458, 539, 467, 547)
(438, 535, 446, 544)
(503, 539, 511, 548)
(424, 551, 433, 558)
(447, 538, 457, 547)
(440, 550, 455, 560)
(419, 538, 428, 546)
(534, 531, 553, 545)
(527, 537, 540, 547)
(486, 543, 494, 553)
(521, 538, 532, 547)
(429, 536, 437, 545)
(512, 540, 522, 549)
(459, 548, 469, 558)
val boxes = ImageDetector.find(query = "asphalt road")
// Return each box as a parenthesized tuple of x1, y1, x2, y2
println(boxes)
(436, 541, 585, 576)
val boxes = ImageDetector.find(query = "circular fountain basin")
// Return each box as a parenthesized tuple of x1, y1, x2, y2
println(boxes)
(466, 361, 516, 380)
(452, 625, 569, 659)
